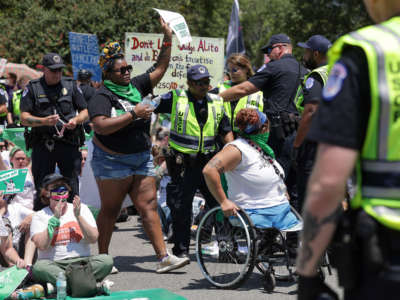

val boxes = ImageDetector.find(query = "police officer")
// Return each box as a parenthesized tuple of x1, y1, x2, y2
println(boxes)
(291, 35, 331, 213)
(77, 69, 96, 104)
(297, 1, 400, 299)
(20, 53, 88, 211)
(7, 76, 30, 127)
(154, 65, 234, 258)
(0, 87, 8, 126)
(219, 34, 308, 175)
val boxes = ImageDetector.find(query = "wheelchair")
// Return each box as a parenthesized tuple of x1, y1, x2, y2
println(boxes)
(195, 206, 331, 292)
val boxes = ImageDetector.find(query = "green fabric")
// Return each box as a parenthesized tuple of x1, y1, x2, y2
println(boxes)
(242, 132, 275, 158)
(103, 80, 142, 104)
(2, 127, 32, 157)
(0, 266, 29, 299)
(47, 216, 60, 240)
(220, 173, 228, 195)
(59, 289, 187, 300)
(87, 205, 99, 220)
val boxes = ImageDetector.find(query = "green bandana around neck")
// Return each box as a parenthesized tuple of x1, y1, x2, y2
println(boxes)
(243, 132, 275, 158)
(104, 80, 142, 104)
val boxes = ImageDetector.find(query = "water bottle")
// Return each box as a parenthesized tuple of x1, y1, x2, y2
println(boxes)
(56, 271, 67, 300)
(141, 94, 161, 109)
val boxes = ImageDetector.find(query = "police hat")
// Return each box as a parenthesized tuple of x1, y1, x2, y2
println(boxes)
(297, 35, 332, 54)
(77, 69, 92, 81)
(42, 53, 66, 69)
(41, 173, 68, 188)
(187, 65, 212, 81)
(261, 34, 291, 53)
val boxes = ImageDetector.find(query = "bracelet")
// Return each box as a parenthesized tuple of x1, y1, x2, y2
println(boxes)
(162, 41, 172, 47)
(130, 109, 137, 120)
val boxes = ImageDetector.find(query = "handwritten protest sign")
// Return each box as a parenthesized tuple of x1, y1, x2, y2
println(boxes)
(0, 169, 28, 194)
(68, 32, 102, 82)
(153, 8, 192, 45)
(125, 33, 224, 94)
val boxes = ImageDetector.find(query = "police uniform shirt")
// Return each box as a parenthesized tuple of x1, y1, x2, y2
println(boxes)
(20, 77, 87, 128)
(88, 73, 153, 154)
(308, 47, 371, 150)
(79, 83, 96, 104)
(248, 54, 308, 113)
(302, 72, 324, 106)
(155, 90, 232, 136)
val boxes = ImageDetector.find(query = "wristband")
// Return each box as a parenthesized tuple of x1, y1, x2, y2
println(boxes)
(47, 216, 60, 240)
(162, 41, 172, 47)
(130, 109, 137, 120)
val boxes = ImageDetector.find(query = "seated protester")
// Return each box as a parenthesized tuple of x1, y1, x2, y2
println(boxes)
(30, 174, 113, 288)
(7, 147, 36, 210)
(203, 108, 301, 230)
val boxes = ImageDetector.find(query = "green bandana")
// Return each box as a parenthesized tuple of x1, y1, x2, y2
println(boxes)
(104, 80, 142, 104)
(243, 132, 275, 159)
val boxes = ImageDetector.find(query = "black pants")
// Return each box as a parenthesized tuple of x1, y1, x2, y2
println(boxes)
(32, 141, 82, 211)
(166, 158, 218, 256)
(295, 141, 317, 213)
(268, 126, 296, 177)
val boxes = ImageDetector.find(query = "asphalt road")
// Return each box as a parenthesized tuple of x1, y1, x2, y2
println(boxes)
(95, 215, 343, 300)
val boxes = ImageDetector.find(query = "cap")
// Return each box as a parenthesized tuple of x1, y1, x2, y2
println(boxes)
(42, 53, 65, 69)
(297, 35, 332, 53)
(41, 173, 68, 188)
(261, 34, 291, 53)
(77, 69, 92, 81)
(187, 64, 212, 81)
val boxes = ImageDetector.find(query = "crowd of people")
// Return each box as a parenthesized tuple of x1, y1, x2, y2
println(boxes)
(0, 1, 400, 299)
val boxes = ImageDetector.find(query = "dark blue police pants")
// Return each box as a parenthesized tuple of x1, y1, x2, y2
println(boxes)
(32, 141, 82, 211)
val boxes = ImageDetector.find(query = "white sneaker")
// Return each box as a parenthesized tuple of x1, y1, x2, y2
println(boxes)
(156, 253, 190, 274)
(111, 266, 119, 274)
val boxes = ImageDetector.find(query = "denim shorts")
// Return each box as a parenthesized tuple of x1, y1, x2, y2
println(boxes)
(245, 203, 300, 230)
(91, 143, 156, 180)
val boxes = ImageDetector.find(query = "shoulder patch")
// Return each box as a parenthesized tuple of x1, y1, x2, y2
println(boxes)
(22, 87, 28, 97)
(305, 77, 314, 90)
(322, 62, 348, 101)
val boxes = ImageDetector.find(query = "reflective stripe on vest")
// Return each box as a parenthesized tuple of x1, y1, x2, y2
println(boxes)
(294, 65, 328, 114)
(328, 17, 400, 230)
(12, 90, 22, 117)
(219, 81, 263, 130)
(169, 90, 223, 154)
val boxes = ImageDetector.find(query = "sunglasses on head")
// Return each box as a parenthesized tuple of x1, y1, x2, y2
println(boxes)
(112, 65, 133, 74)
(192, 79, 210, 87)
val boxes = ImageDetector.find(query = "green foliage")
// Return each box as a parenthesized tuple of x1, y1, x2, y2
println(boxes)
(0, 0, 374, 72)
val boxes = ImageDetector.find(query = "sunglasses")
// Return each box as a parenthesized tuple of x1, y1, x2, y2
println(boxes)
(50, 68, 63, 73)
(228, 67, 243, 74)
(112, 65, 133, 74)
(192, 79, 210, 87)
(266, 45, 281, 55)
(50, 186, 69, 202)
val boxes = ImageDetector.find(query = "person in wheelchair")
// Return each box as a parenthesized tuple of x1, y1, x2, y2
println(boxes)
(203, 108, 300, 231)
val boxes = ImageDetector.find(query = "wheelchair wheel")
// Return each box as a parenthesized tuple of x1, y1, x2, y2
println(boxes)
(263, 270, 276, 293)
(196, 207, 256, 289)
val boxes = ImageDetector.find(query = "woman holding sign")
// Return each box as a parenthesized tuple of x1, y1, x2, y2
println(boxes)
(88, 18, 190, 274)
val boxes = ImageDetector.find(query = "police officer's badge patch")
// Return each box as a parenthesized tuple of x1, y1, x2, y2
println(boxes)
(62, 88, 68, 96)
(305, 77, 314, 90)
(22, 87, 28, 97)
(322, 62, 347, 101)
(53, 55, 61, 63)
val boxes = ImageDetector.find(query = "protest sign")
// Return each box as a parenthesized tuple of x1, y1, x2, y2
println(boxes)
(153, 8, 192, 45)
(2, 127, 31, 156)
(0, 169, 28, 194)
(0, 266, 29, 299)
(0, 58, 7, 77)
(125, 33, 224, 94)
(68, 32, 102, 82)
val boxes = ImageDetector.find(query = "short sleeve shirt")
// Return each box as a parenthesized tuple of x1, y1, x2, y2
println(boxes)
(88, 73, 153, 154)
(248, 54, 308, 113)
(308, 47, 371, 150)
(302, 72, 324, 106)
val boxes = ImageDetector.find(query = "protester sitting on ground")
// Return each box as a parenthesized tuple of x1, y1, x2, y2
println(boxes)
(30, 174, 113, 289)
(0, 191, 36, 270)
(7, 147, 35, 210)
(0, 215, 27, 269)
(203, 108, 300, 230)
(88, 17, 189, 273)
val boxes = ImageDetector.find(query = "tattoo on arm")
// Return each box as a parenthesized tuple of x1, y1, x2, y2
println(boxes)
(207, 157, 225, 174)
(298, 205, 342, 270)
(26, 117, 42, 125)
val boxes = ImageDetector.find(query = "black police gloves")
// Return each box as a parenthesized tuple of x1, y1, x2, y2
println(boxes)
(298, 274, 339, 300)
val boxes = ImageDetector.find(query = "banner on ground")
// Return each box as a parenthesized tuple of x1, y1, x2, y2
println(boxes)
(1, 127, 31, 157)
(125, 33, 224, 94)
(0, 168, 28, 194)
(68, 32, 102, 82)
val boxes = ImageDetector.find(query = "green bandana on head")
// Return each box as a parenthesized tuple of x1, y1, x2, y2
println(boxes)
(104, 80, 142, 104)
(243, 132, 275, 158)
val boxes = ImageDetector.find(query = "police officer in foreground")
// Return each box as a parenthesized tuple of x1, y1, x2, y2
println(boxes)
(77, 69, 96, 104)
(291, 35, 331, 213)
(20, 53, 88, 211)
(219, 34, 308, 175)
(154, 65, 234, 258)
(297, 0, 400, 299)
